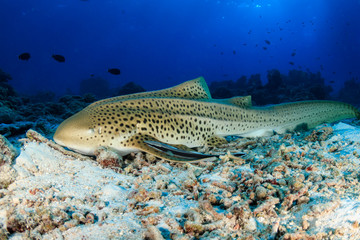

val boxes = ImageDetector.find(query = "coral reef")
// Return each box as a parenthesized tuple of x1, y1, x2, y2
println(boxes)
(209, 69, 334, 105)
(337, 77, 360, 107)
(0, 134, 18, 189)
(0, 92, 95, 140)
(0, 69, 17, 102)
(0, 134, 18, 165)
(115, 81, 146, 96)
(0, 105, 19, 124)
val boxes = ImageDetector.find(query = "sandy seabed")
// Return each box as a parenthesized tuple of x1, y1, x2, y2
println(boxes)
(1, 121, 360, 240)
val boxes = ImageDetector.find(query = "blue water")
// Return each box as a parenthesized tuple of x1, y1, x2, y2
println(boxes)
(0, 0, 359, 96)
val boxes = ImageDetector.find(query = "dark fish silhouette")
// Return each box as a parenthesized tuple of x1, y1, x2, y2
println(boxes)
(263, 46, 267, 50)
(19, 53, 31, 60)
(291, 52, 296, 57)
(233, 50, 236, 55)
(289, 61, 295, 65)
(52, 54, 65, 62)
(265, 40, 271, 45)
(108, 68, 121, 75)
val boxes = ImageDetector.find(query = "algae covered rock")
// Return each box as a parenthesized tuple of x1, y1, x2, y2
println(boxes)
(0, 134, 18, 165)
(0, 134, 19, 189)
(0, 106, 18, 124)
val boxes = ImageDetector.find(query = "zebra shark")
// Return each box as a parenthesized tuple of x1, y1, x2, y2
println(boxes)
(53, 77, 360, 162)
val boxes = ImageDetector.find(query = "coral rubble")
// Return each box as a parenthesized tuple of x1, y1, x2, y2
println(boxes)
(0, 123, 359, 239)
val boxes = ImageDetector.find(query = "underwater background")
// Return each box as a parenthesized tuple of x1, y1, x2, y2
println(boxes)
(2, 1, 360, 239)
(1, 0, 359, 95)
(0, 0, 360, 138)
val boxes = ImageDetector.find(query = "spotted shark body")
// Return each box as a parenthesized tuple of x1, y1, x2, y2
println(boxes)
(54, 77, 360, 162)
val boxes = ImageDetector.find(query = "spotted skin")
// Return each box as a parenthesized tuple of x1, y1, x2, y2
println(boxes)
(54, 77, 360, 162)
(88, 76, 211, 108)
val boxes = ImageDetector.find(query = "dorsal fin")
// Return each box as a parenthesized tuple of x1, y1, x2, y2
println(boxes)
(88, 77, 211, 108)
(216, 96, 252, 108)
(167, 76, 211, 99)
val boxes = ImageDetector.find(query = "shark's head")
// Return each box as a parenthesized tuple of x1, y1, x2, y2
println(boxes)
(54, 109, 98, 155)
(53, 77, 213, 158)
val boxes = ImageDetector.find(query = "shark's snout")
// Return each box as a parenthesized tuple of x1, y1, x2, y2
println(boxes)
(54, 110, 96, 155)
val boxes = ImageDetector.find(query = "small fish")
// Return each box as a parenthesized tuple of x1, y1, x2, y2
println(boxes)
(90, 74, 95, 77)
(108, 68, 121, 75)
(52, 54, 65, 62)
(220, 52, 224, 55)
(248, 30, 252, 34)
(289, 61, 294, 65)
(332, 72, 336, 75)
(242, 43, 247, 46)
(18, 53, 31, 61)
(330, 80, 335, 83)
(263, 46, 267, 50)
(265, 40, 271, 45)
(291, 52, 296, 57)
(233, 50, 236, 55)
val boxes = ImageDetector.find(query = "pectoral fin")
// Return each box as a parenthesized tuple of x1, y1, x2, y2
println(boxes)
(127, 134, 218, 162)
